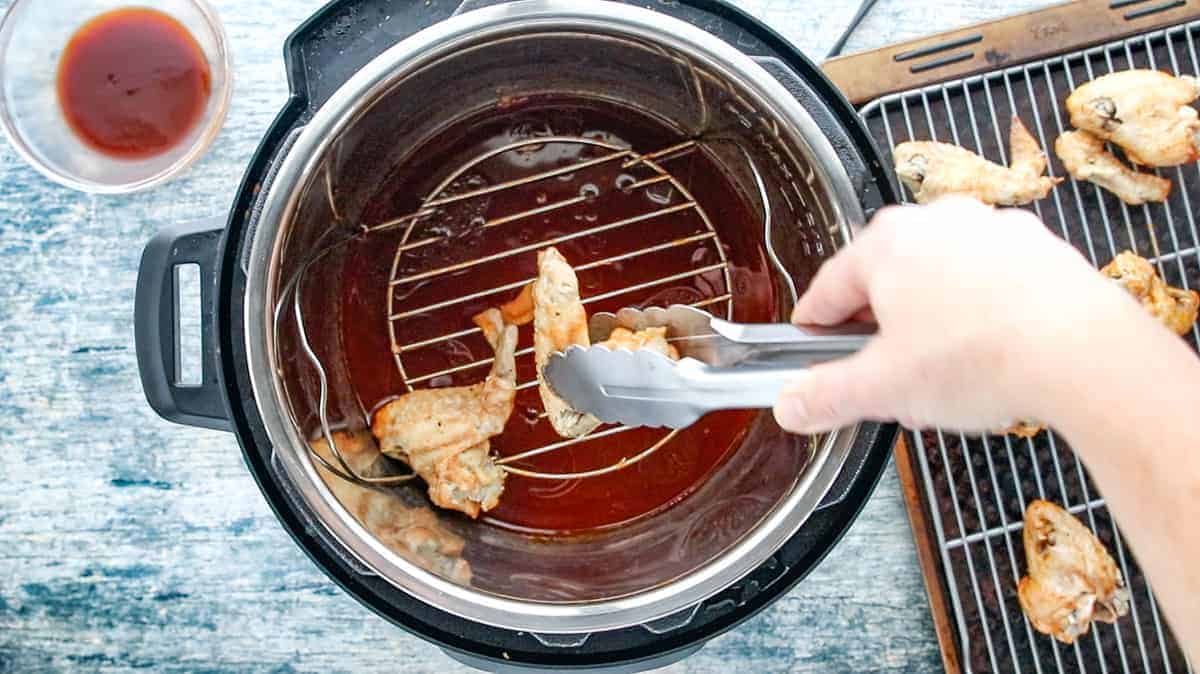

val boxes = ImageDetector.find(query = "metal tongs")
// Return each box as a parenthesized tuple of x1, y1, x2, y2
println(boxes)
(544, 305, 874, 429)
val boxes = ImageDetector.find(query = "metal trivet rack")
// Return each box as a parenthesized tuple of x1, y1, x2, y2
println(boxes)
(857, 20, 1200, 674)
(384, 135, 733, 480)
(286, 135, 739, 485)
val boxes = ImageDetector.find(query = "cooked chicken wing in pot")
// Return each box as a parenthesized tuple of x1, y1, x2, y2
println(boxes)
(893, 116, 1060, 205)
(533, 246, 602, 439)
(371, 308, 514, 517)
(1018, 500, 1130, 644)
(1056, 130, 1171, 205)
(1066, 69, 1200, 167)
(499, 282, 535, 326)
(595, 326, 680, 360)
(1101, 251, 1200, 336)
(310, 431, 471, 583)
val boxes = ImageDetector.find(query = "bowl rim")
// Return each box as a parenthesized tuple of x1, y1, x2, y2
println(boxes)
(244, 0, 866, 634)
(0, 0, 233, 194)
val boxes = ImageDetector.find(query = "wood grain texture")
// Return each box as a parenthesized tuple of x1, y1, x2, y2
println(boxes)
(824, 0, 1200, 103)
(0, 1, 1049, 671)
(892, 435, 961, 674)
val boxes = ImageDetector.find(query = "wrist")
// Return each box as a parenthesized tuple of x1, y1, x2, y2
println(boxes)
(1031, 286, 1199, 437)
(1013, 280, 1144, 424)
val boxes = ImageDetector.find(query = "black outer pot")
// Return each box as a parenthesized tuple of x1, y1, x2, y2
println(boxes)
(134, 0, 900, 670)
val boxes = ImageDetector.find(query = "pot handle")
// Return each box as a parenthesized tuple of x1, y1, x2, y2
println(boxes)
(134, 217, 232, 431)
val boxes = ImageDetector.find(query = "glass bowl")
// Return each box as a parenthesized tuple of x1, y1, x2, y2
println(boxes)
(0, 0, 231, 193)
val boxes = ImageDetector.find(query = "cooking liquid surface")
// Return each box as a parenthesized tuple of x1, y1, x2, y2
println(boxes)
(56, 8, 211, 159)
(340, 98, 778, 534)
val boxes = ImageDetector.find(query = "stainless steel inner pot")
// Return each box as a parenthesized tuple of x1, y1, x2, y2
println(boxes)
(244, 0, 865, 634)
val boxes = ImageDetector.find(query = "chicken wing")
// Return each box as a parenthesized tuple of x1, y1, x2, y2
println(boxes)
(595, 326, 680, 360)
(1066, 69, 1200, 167)
(893, 116, 1060, 205)
(499, 282, 535, 326)
(1018, 500, 1130, 644)
(310, 431, 471, 583)
(371, 308, 514, 517)
(1004, 420, 1046, 439)
(1056, 130, 1171, 205)
(533, 247, 602, 438)
(1102, 251, 1200, 335)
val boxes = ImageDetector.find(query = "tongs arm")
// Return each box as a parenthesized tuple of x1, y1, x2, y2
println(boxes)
(672, 361, 819, 411)
(562, 306, 877, 428)
(709, 319, 874, 366)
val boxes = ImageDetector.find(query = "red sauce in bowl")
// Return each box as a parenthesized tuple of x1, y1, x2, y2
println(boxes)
(56, 8, 211, 159)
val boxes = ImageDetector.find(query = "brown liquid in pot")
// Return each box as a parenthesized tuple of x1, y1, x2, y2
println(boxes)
(338, 96, 778, 534)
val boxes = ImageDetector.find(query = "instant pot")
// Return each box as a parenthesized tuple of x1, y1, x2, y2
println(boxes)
(135, 0, 899, 670)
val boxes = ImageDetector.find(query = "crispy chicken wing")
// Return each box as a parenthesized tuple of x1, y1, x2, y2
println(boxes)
(1102, 251, 1200, 335)
(894, 116, 1061, 205)
(1018, 500, 1130, 643)
(371, 308, 514, 517)
(1004, 420, 1046, 439)
(595, 326, 680, 360)
(1066, 69, 1200, 167)
(1056, 130, 1171, 205)
(533, 247, 602, 438)
(310, 431, 471, 583)
(499, 282, 535, 326)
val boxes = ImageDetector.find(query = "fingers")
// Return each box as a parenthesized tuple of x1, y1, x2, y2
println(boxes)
(790, 204, 912, 326)
(773, 339, 900, 433)
(791, 245, 870, 326)
(850, 307, 877, 324)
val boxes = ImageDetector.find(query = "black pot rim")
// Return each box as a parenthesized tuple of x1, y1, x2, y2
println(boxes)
(211, 0, 899, 668)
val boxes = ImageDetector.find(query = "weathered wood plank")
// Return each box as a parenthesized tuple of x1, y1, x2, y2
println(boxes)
(0, 1, 1050, 671)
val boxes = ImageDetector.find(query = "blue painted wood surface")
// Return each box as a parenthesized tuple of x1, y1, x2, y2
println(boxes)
(0, 1, 1051, 671)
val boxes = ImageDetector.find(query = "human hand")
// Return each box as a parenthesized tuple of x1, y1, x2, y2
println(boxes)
(773, 196, 1140, 434)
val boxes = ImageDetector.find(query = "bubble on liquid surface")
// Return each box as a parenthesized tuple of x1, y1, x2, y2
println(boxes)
(520, 406, 541, 425)
(429, 173, 491, 242)
(434, 338, 475, 367)
(583, 130, 616, 144)
(579, 183, 600, 202)
(429, 375, 455, 388)
(641, 286, 704, 307)
(615, 173, 637, 193)
(508, 119, 554, 161)
(645, 181, 674, 205)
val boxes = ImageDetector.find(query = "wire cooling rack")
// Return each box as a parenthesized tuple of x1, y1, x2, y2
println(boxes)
(859, 21, 1199, 674)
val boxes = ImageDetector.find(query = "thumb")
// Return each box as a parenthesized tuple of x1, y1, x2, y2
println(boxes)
(773, 339, 899, 434)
